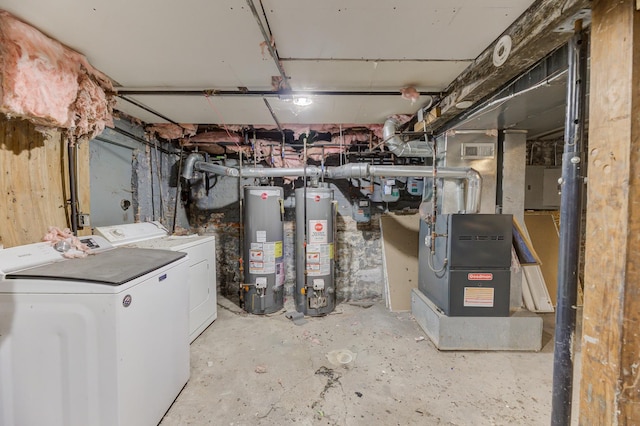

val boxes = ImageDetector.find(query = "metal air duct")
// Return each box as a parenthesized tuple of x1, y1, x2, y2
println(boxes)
(183, 155, 482, 212)
(382, 117, 433, 157)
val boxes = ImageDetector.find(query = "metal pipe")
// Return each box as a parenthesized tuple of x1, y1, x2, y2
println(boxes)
(325, 163, 369, 179)
(154, 140, 165, 220)
(326, 163, 481, 213)
(67, 141, 79, 235)
(181, 153, 204, 179)
(149, 139, 156, 220)
(263, 98, 283, 132)
(382, 117, 433, 157)
(116, 88, 440, 97)
(117, 95, 179, 124)
(195, 161, 240, 177)
(187, 157, 482, 213)
(252, 166, 322, 178)
(172, 145, 184, 234)
(551, 23, 587, 426)
(246, 0, 290, 90)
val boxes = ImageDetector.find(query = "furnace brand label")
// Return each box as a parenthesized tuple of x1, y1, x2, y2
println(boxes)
(468, 273, 494, 281)
(309, 220, 328, 244)
(463, 287, 495, 307)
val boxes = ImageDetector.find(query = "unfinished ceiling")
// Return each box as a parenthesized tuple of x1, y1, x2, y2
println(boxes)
(0, 0, 536, 126)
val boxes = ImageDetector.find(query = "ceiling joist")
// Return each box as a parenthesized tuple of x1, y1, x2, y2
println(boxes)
(422, 0, 591, 133)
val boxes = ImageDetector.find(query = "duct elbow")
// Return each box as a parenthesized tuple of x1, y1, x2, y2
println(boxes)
(382, 117, 432, 158)
(181, 153, 205, 180)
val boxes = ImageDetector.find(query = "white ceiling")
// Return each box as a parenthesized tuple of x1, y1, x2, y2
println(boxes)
(0, 0, 536, 127)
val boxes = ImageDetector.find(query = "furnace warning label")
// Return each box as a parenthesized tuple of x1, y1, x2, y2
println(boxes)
(306, 243, 331, 276)
(463, 287, 495, 307)
(309, 220, 328, 244)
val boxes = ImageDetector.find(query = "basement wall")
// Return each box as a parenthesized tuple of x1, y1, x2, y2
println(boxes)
(188, 180, 389, 303)
(91, 117, 189, 232)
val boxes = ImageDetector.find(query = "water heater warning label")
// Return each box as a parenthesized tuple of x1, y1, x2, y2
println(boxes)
(309, 220, 327, 244)
(306, 243, 331, 276)
(463, 287, 494, 307)
(249, 241, 281, 274)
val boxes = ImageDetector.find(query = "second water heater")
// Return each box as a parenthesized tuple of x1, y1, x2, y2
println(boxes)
(295, 186, 336, 316)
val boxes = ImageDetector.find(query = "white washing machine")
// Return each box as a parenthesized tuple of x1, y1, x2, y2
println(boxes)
(0, 236, 190, 426)
(95, 221, 217, 342)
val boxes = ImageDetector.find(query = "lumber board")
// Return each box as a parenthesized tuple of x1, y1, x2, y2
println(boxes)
(579, 0, 640, 423)
(525, 213, 560, 305)
(0, 116, 91, 247)
(380, 213, 420, 312)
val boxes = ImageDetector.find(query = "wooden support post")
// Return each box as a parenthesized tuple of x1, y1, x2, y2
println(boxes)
(580, 0, 640, 423)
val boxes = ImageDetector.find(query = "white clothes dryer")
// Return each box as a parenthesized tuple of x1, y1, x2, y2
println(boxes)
(95, 222, 217, 342)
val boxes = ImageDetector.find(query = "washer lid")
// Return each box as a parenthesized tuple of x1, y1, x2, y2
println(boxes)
(6, 248, 186, 286)
(94, 221, 168, 246)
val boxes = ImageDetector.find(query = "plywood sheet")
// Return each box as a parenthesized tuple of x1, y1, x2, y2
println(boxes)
(0, 116, 91, 247)
(380, 213, 420, 311)
(525, 213, 559, 305)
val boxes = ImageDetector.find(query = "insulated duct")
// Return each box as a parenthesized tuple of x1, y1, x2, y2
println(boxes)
(382, 117, 433, 157)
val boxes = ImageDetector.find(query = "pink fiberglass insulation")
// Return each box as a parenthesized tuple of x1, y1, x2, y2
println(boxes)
(0, 11, 114, 140)
(147, 123, 197, 140)
(400, 86, 420, 104)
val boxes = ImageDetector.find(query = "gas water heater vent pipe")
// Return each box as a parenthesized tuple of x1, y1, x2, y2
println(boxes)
(182, 153, 324, 179)
(382, 117, 433, 157)
(325, 164, 482, 213)
(182, 154, 481, 212)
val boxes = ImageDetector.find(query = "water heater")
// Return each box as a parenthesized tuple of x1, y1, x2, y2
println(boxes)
(295, 186, 336, 316)
(242, 186, 285, 314)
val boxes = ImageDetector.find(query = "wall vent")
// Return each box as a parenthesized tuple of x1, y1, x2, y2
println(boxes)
(461, 143, 495, 159)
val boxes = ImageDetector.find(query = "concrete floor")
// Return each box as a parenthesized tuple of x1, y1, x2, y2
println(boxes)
(161, 297, 580, 426)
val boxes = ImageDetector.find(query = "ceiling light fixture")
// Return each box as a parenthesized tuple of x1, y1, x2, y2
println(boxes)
(293, 97, 312, 106)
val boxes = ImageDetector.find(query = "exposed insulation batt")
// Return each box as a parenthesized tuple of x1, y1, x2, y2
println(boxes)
(0, 11, 114, 140)
(146, 123, 197, 140)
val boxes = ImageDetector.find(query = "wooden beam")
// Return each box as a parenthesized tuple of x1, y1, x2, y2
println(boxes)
(579, 0, 640, 424)
(421, 0, 591, 133)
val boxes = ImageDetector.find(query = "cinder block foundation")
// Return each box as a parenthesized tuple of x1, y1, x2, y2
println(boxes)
(411, 288, 543, 351)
